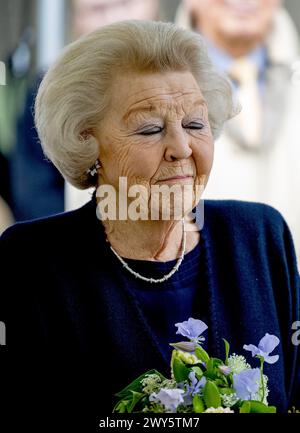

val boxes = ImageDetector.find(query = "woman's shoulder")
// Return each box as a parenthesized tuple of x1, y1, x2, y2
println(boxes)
(202, 199, 294, 254)
(203, 199, 299, 277)
(0, 199, 96, 248)
(203, 199, 299, 270)
(204, 199, 286, 228)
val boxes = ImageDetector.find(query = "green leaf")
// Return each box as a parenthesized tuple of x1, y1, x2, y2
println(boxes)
(193, 395, 205, 413)
(212, 358, 224, 366)
(203, 381, 221, 408)
(206, 359, 214, 373)
(115, 369, 166, 399)
(204, 359, 218, 380)
(172, 356, 191, 382)
(214, 379, 227, 387)
(219, 387, 235, 395)
(223, 339, 230, 365)
(113, 400, 131, 413)
(113, 391, 145, 413)
(191, 366, 203, 379)
(248, 401, 277, 413)
(239, 401, 251, 413)
(127, 391, 145, 413)
(195, 346, 210, 364)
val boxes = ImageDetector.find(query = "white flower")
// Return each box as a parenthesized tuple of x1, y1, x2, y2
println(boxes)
(252, 374, 269, 405)
(204, 407, 234, 413)
(221, 393, 239, 408)
(228, 354, 251, 373)
(203, 406, 234, 413)
(141, 374, 163, 395)
(149, 388, 184, 413)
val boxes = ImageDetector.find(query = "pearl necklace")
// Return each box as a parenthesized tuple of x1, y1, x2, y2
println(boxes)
(109, 218, 186, 283)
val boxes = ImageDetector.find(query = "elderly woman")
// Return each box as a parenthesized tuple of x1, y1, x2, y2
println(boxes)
(0, 21, 299, 420)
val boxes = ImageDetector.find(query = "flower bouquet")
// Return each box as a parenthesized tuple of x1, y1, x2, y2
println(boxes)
(113, 318, 280, 413)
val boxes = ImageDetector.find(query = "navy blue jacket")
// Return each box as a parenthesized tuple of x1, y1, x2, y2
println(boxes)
(0, 198, 299, 419)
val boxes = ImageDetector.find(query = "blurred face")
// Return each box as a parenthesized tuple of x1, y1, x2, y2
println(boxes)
(94, 71, 214, 219)
(73, 0, 158, 37)
(186, 0, 280, 55)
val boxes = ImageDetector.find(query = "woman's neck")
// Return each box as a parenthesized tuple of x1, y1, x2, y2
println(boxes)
(101, 217, 200, 261)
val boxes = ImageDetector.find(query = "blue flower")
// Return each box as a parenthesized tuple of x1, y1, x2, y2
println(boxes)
(243, 333, 280, 364)
(149, 388, 184, 412)
(179, 371, 206, 406)
(233, 368, 261, 400)
(175, 318, 208, 343)
(188, 371, 206, 395)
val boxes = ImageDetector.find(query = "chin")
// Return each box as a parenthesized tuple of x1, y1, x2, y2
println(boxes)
(222, 21, 265, 40)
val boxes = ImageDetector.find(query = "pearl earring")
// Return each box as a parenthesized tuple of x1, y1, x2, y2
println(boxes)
(86, 159, 101, 177)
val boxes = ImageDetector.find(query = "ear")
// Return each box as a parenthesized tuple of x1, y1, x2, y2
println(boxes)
(79, 129, 94, 141)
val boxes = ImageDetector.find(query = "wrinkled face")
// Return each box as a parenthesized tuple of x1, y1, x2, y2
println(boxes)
(73, 0, 158, 37)
(95, 70, 214, 219)
(186, 0, 280, 44)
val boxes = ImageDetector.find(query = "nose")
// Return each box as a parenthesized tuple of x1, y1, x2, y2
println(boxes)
(163, 128, 192, 162)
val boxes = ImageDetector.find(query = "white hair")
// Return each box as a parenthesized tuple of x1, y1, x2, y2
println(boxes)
(35, 20, 237, 189)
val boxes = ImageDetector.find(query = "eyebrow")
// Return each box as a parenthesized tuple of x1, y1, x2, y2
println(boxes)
(123, 98, 206, 121)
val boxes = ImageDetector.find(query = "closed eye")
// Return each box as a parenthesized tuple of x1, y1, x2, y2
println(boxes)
(183, 122, 204, 130)
(139, 126, 163, 136)
(138, 122, 204, 135)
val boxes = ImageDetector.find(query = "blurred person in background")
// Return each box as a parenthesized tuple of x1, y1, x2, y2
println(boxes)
(0, 152, 13, 234)
(175, 0, 300, 265)
(72, 0, 159, 37)
(10, 0, 159, 221)
(0, 28, 34, 230)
